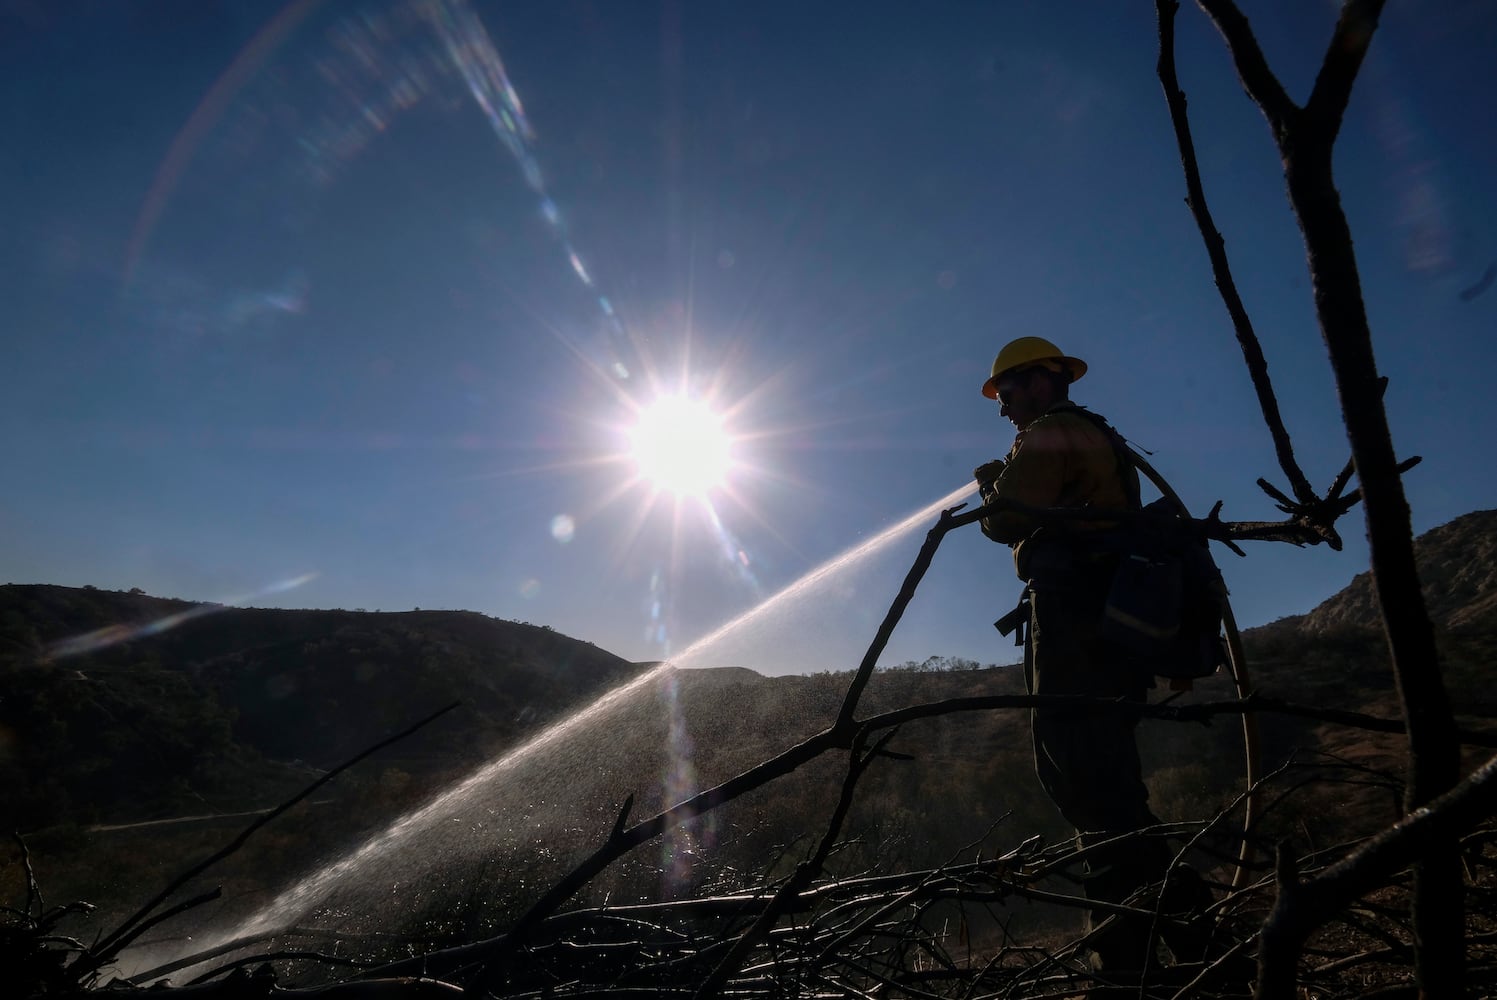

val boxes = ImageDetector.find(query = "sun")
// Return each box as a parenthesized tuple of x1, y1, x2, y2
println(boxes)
(629, 394, 733, 497)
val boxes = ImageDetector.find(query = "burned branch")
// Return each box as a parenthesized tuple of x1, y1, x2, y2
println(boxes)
(1155, 0, 1466, 991)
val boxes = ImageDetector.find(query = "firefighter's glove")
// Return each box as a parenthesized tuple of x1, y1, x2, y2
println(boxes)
(973, 460, 1006, 489)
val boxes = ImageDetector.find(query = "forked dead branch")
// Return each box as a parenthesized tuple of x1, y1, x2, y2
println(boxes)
(1155, 0, 1467, 994)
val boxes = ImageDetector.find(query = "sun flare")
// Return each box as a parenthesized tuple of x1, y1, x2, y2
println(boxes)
(629, 395, 733, 497)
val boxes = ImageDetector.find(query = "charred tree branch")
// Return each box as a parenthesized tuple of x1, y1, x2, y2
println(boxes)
(695, 728, 897, 998)
(1259, 750, 1497, 995)
(1305, 0, 1386, 140)
(858, 693, 1497, 749)
(1155, 0, 1315, 509)
(1193, 0, 1297, 135)
(1176, 0, 1461, 992)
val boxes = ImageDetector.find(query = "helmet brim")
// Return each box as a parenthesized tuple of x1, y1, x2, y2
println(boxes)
(980, 356, 1088, 398)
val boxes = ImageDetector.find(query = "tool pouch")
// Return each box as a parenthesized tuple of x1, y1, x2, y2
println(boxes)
(994, 591, 1031, 647)
(1100, 549, 1184, 652)
(1099, 510, 1229, 681)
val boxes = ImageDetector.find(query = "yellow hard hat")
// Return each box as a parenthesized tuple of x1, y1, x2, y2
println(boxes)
(981, 336, 1087, 399)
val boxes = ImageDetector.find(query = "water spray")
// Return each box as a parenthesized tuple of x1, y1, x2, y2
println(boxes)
(670, 482, 978, 668)
(124, 482, 980, 981)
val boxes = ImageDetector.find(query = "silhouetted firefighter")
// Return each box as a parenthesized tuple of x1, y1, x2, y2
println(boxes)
(974, 336, 1228, 980)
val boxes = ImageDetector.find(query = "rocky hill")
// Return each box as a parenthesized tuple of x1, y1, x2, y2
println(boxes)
(1237, 507, 1497, 752)
(1274, 508, 1497, 633)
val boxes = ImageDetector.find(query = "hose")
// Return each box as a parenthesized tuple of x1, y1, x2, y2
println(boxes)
(1127, 447, 1261, 891)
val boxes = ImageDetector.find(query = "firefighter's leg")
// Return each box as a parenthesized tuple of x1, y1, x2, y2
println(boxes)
(1028, 585, 1167, 971)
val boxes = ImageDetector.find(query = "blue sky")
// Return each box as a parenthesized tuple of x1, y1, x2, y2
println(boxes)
(3, 1, 1494, 675)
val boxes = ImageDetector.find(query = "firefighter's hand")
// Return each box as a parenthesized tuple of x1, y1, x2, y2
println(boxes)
(973, 459, 1006, 488)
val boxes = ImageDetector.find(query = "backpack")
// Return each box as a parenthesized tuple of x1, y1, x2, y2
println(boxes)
(1070, 409, 1230, 682)
(1098, 497, 1230, 681)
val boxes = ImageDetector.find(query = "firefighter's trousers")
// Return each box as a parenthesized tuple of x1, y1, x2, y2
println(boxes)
(1024, 577, 1209, 971)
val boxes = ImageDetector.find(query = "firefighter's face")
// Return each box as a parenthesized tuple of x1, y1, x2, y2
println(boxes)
(996, 367, 1054, 429)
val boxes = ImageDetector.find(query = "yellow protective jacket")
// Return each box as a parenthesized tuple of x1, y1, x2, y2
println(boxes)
(979, 402, 1139, 579)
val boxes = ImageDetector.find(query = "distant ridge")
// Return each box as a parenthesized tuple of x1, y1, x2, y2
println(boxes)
(0, 582, 644, 827)
(1283, 509, 1497, 633)
(6, 506, 1496, 834)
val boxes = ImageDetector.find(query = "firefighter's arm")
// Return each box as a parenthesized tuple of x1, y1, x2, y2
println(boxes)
(974, 460, 1006, 542)
(982, 421, 1068, 542)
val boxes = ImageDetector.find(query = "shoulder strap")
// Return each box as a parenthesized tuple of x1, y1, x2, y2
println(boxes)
(1065, 406, 1142, 511)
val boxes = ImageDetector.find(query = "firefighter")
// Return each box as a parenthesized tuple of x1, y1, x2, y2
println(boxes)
(975, 336, 1209, 975)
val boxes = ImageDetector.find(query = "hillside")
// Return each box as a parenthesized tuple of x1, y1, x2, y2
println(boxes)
(1241, 508, 1497, 733)
(1226, 510, 1497, 852)
(0, 584, 642, 828)
(1265, 507, 1497, 633)
(4, 508, 1497, 957)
